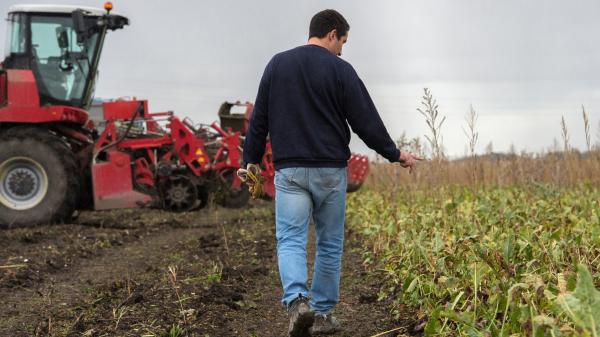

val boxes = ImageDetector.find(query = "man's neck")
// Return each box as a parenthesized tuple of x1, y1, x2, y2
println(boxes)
(307, 38, 331, 53)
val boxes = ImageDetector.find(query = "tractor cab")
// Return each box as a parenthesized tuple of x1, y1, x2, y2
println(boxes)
(2, 3, 128, 109)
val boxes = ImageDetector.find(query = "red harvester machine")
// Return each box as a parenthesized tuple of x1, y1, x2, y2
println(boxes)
(91, 99, 249, 211)
(0, 3, 369, 228)
(0, 4, 250, 226)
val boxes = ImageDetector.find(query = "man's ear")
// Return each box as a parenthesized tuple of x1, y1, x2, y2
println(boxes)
(328, 29, 338, 41)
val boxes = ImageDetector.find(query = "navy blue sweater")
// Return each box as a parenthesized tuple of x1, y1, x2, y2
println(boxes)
(243, 44, 400, 169)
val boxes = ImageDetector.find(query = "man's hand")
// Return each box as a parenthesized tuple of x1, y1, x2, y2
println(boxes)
(398, 150, 424, 174)
(237, 163, 264, 199)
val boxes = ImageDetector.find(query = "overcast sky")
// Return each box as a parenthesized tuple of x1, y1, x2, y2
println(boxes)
(2, 0, 599, 157)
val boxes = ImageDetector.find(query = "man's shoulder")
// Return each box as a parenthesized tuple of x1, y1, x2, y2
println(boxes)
(334, 56, 354, 72)
(274, 45, 354, 69)
(266, 47, 300, 67)
(272, 45, 305, 58)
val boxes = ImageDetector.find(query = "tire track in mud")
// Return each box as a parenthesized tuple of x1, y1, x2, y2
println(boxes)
(0, 205, 414, 337)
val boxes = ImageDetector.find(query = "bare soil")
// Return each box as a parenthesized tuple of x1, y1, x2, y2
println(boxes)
(0, 202, 416, 337)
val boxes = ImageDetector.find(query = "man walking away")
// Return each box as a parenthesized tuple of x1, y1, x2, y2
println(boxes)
(243, 9, 422, 337)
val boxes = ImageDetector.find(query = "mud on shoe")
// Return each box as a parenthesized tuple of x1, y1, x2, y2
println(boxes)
(288, 295, 315, 337)
(311, 314, 342, 335)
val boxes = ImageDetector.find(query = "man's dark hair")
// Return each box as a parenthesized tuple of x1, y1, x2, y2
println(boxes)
(309, 9, 350, 39)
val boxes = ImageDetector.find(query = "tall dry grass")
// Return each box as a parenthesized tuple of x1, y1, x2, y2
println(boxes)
(417, 88, 446, 160)
(367, 90, 600, 191)
(368, 151, 600, 191)
(597, 118, 600, 149)
(582, 105, 591, 152)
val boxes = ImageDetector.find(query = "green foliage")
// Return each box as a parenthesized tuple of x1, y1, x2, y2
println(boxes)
(557, 265, 600, 336)
(182, 261, 222, 288)
(162, 324, 184, 337)
(205, 261, 223, 285)
(347, 185, 600, 336)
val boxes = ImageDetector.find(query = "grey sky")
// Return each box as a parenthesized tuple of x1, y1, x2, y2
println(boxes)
(2, 0, 599, 157)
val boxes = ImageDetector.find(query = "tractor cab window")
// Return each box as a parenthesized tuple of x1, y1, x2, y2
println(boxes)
(30, 14, 100, 107)
(4, 13, 27, 57)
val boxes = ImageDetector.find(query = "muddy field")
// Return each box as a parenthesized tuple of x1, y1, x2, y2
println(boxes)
(0, 202, 415, 337)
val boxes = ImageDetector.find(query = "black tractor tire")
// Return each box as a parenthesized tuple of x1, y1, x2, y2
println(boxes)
(196, 185, 210, 209)
(346, 181, 364, 193)
(216, 170, 250, 209)
(221, 185, 250, 208)
(0, 127, 80, 227)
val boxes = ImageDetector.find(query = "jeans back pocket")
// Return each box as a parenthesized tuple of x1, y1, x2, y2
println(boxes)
(317, 167, 345, 189)
(275, 167, 299, 186)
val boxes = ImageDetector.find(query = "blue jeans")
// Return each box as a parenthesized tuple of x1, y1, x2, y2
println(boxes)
(275, 167, 347, 314)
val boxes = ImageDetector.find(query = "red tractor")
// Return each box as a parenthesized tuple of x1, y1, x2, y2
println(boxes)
(0, 4, 248, 226)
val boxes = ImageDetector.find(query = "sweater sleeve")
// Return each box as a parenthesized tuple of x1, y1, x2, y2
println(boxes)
(342, 65, 400, 163)
(243, 58, 273, 165)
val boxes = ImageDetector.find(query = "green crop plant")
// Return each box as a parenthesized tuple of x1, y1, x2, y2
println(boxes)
(162, 324, 184, 337)
(347, 185, 600, 336)
(205, 261, 223, 286)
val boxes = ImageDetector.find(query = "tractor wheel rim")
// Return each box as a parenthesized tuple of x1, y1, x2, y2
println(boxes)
(0, 157, 49, 210)
(163, 177, 197, 212)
